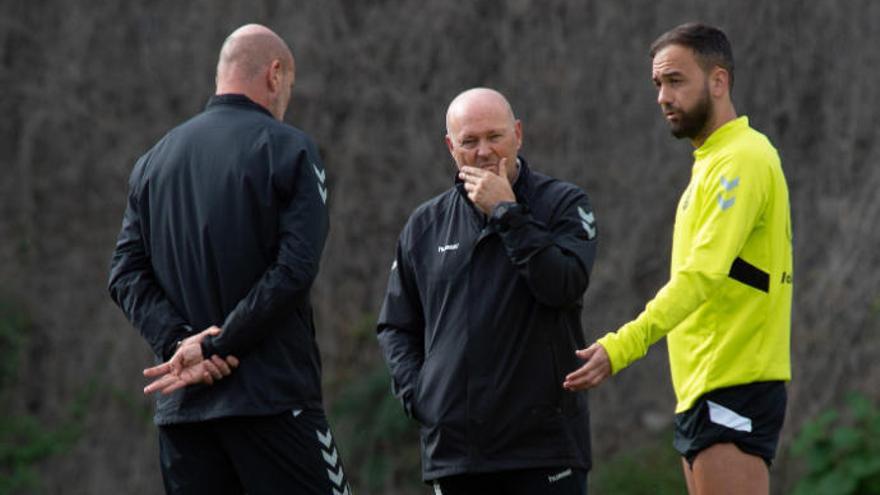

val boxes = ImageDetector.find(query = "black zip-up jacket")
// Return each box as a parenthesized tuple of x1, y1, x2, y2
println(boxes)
(377, 158, 598, 480)
(108, 94, 329, 425)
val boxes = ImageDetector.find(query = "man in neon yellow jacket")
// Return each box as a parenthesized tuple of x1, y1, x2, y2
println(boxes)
(564, 23, 792, 495)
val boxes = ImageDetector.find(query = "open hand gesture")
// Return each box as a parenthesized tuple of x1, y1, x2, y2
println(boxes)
(142, 326, 239, 395)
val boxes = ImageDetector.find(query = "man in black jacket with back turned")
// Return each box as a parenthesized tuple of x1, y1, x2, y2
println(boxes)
(108, 24, 349, 495)
(377, 88, 597, 494)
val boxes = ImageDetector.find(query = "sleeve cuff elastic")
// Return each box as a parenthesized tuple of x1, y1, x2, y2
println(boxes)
(597, 332, 625, 375)
(489, 201, 529, 231)
(201, 338, 220, 359)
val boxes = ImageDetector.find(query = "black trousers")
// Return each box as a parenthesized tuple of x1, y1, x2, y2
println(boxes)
(158, 409, 351, 495)
(431, 467, 588, 495)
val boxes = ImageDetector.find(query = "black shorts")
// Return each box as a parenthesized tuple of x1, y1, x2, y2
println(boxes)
(158, 408, 351, 495)
(433, 467, 588, 495)
(674, 381, 787, 467)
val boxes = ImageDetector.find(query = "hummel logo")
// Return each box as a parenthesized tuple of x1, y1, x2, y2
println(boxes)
(312, 162, 328, 204)
(317, 428, 333, 448)
(577, 206, 596, 240)
(717, 193, 736, 211)
(548, 468, 572, 483)
(316, 427, 351, 495)
(312, 162, 326, 183)
(438, 243, 459, 253)
(327, 465, 344, 486)
(720, 176, 740, 192)
(322, 447, 339, 466)
(717, 175, 738, 211)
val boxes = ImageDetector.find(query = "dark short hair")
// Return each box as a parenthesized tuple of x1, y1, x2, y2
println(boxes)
(650, 22, 735, 90)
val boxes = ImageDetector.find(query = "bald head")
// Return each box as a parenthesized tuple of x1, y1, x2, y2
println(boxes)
(445, 88, 522, 184)
(215, 24, 295, 120)
(446, 88, 516, 136)
(217, 24, 293, 84)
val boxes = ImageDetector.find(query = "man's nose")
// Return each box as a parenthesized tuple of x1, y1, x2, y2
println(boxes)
(476, 140, 493, 157)
(657, 84, 672, 106)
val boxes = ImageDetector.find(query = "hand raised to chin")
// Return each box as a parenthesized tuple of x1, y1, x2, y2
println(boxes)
(458, 157, 516, 214)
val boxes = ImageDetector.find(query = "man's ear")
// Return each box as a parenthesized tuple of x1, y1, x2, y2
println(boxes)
(267, 59, 283, 93)
(514, 120, 523, 150)
(445, 134, 455, 155)
(710, 67, 730, 98)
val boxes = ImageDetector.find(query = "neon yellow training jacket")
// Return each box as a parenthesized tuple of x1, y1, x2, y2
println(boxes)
(598, 116, 793, 413)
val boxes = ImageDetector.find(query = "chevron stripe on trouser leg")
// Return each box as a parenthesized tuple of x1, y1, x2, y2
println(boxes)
(195, 409, 352, 495)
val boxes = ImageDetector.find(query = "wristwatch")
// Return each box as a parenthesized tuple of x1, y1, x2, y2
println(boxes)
(491, 201, 528, 230)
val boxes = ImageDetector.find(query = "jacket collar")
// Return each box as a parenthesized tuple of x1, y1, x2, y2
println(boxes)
(206, 94, 274, 119)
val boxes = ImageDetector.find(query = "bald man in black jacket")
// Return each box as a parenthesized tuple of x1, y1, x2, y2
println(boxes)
(109, 24, 349, 495)
(378, 88, 598, 494)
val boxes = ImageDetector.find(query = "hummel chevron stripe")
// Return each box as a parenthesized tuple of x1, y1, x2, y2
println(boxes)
(326, 465, 344, 486)
(316, 428, 333, 448)
(312, 162, 328, 203)
(720, 176, 739, 191)
(717, 194, 735, 211)
(322, 447, 338, 465)
(312, 163, 326, 183)
(578, 206, 596, 239)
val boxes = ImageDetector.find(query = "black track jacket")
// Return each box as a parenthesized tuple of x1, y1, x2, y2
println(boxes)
(377, 158, 598, 480)
(109, 94, 329, 425)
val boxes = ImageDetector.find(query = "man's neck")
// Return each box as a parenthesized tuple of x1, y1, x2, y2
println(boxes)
(692, 106, 738, 148)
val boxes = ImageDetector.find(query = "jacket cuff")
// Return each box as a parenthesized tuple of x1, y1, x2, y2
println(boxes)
(489, 201, 529, 231)
(597, 331, 625, 375)
(201, 338, 220, 359)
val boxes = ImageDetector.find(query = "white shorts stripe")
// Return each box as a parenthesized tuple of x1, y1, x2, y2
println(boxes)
(707, 400, 753, 432)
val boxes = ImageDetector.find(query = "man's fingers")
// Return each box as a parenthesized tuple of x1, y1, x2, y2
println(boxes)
(202, 360, 224, 381)
(583, 369, 608, 390)
(564, 353, 601, 384)
(459, 166, 485, 178)
(564, 364, 590, 384)
(563, 367, 599, 391)
(575, 347, 595, 360)
(160, 379, 187, 395)
(226, 355, 240, 368)
(143, 361, 172, 378)
(211, 355, 232, 376)
(459, 166, 492, 184)
(576, 342, 603, 358)
(460, 176, 481, 193)
(144, 374, 177, 395)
